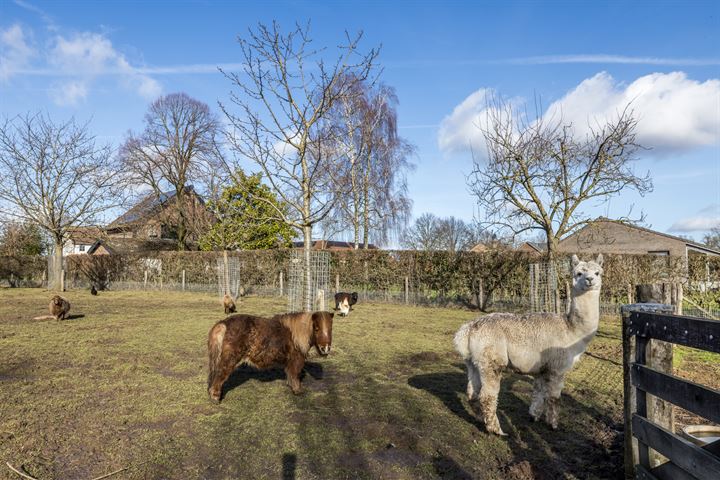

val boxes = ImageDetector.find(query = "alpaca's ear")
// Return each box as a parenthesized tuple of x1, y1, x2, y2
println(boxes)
(571, 254, 580, 267)
(596, 253, 604, 266)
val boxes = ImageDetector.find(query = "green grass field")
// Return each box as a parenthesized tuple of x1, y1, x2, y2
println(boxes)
(3, 288, 713, 480)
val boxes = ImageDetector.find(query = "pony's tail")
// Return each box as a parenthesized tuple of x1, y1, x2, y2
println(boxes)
(453, 321, 474, 360)
(207, 322, 227, 390)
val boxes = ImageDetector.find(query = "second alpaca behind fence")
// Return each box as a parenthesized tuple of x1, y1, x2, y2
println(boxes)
(454, 254, 603, 435)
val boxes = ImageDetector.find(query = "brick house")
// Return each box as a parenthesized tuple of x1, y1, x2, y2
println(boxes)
(63, 187, 212, 255)
(63, 226, 105, 256)
(557, 218, 719, 258)
(106, 186, 212, 244)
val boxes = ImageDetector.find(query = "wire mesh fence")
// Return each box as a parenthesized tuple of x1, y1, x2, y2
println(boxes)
(287, 250, 330, 312)
(216, 254, 242, 300)
(529, 262, 563, 314)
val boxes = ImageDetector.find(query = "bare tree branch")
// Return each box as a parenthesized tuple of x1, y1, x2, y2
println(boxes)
(468, 96, 652, 259)
(0, 113, 125, 288)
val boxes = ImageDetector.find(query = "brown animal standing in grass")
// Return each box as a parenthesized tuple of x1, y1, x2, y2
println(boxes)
(207, 311, 334, 402)
(222, 294, 237, 314)
(33, 295, 71, 321)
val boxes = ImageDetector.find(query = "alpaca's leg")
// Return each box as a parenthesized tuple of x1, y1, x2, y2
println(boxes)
(544, 373, 566, 429)
(465, 359, 482, 400)
(476, 367, 505, 436)
(529, 375, 548, 421)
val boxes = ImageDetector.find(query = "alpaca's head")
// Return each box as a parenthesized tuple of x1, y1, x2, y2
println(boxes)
(571, 254, 603, 292)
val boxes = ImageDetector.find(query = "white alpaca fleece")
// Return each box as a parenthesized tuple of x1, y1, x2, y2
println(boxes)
(454, 254, 603, 435)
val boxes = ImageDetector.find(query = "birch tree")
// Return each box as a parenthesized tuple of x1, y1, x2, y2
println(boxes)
(328, 79, 413, 248)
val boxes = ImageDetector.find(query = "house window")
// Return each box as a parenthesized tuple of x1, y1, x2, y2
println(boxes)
(647, 251, 669, 256)
(78, 244, 86, 252)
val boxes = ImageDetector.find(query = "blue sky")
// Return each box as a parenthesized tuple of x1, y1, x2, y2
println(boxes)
(1, 0, 719, 243)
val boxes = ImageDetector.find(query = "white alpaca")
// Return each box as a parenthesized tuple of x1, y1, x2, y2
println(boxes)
(454, 254, 603, 435)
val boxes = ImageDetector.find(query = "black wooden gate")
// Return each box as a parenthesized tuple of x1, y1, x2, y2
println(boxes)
(623, 310, 720, 479)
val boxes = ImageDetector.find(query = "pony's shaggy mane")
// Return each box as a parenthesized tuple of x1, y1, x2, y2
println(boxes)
(276, 312, 313, 355)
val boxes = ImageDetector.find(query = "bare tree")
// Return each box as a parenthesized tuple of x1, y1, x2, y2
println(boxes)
(328, 79, 414, 248)
(119, 93, 224, 250)
(401, 213, 443, 251)
(402, 213, 477, 252)
(0, 113, 124, 289)
(437, 216, 474, 252)
(221, 21, 378, 309)
(703, 226, 720, 250)
(468, 98, 653, 260)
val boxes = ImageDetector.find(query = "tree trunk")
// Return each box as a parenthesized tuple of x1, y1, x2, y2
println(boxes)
(362, 156, 371, 249)
(303, 225, 313, 312)
(545, 229, 558, 261)
(176, 189, 187, 251)
(53, 241, 63, 291)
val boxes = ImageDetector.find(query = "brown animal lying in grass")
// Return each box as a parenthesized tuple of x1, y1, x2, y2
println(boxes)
(207, 311, 333, 402)
(222, 293, 237, 314)
(33, 295, 71, 320)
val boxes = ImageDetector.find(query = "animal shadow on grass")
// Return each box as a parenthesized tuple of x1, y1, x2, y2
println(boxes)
(408, 366, 622, 480)
(432, 454, 474, 480)
(62, 314, 85, 321)
(222, 362, 324, 397)
(282, 453, 297, 480)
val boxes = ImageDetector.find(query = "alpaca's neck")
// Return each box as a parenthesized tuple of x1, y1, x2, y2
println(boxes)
(567, 288, 600, 334)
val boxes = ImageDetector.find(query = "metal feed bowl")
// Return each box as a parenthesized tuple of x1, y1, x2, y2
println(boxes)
(680, 425, 720, 447)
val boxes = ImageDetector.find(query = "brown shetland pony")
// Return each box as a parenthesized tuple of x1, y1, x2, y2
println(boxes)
(207, 311, 333, 402)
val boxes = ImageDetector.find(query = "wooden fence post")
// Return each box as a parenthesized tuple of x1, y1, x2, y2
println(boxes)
(182, 270, 185, 291)
(279, 271, 284, 297)
(60, 269, 65, 292)
(316, 289, 325, 311)
(628, 285, 676, 469)
(144, 270, 148, 290)
(336, 273, 340, 293)
(622, 306, 638, 479)
(478, 278, 484, 311)
(223, 251, 230, 296)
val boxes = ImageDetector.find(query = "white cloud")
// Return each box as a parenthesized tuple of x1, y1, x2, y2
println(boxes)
(46, 31, 162, 104)
(438, 88, 523, 155)
(439, 72, 720, 156)
(0, 23, 35, 81)
(545, 72, 720, 153)
(669, 204, 720, 232)
(50, 79, 87, 106)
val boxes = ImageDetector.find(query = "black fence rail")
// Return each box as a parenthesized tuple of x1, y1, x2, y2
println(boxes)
(623, 309, 720, 479)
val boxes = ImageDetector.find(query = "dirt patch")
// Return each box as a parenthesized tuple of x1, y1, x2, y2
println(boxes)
(500, 460, 535, 480)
